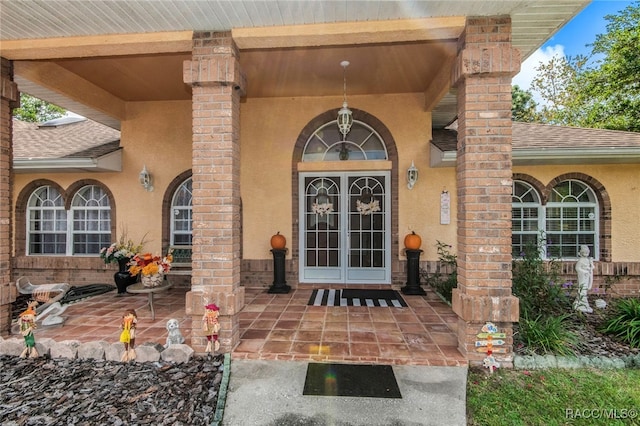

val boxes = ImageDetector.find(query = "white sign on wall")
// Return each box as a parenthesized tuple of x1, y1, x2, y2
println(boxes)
(440, 191, 450, 225)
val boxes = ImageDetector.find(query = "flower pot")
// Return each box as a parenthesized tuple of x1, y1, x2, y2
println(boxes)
(141, 273, 164, 288)
(114, 257, 137, 294)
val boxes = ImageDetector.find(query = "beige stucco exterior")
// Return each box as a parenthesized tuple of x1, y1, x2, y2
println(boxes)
(13, 100, 193, 256)
(12, 98, 640, 266)
(11, 93, 458, 262)
(241, 93, 457, 261)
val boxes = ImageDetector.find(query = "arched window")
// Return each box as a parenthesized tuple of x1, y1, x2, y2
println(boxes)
(546, 180, 598, 259)
(302, 121, 387, 162)
(27, 186, 67, 255)
(27, 184, 110, 255)
(512, 180, 542, 257)
(71, 185, 111, 255)
(171, 177, 192, 246)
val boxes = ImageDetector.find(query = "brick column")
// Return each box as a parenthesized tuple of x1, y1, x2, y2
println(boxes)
(0, 58, 18, 337)
(450, 17, 520, 365)
(183, 32, 246, 353)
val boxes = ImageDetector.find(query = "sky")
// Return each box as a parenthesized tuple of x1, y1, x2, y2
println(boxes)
(512, 0, 635, 98)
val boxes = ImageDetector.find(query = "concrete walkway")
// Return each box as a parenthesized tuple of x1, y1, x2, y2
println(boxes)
(222, 359, 468, 426)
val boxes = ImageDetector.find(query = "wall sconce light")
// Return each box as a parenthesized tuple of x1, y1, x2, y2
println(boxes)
(139, 164, 154, 192)
(407, 161, 418, 190)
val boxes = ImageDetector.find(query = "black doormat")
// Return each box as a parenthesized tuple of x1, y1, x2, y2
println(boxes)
(303, 363, 402, 398)
(307, 289, 407, 307)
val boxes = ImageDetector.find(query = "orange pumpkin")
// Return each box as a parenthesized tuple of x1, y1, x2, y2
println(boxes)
(404, 231, 422, 250)
(270, 232, 286, 249)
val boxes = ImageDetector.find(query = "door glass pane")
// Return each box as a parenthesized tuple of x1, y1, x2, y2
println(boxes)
(305, 177, 340, 268)
(348, 176, 386, 269)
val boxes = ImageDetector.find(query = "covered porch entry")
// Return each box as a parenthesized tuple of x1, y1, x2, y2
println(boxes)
(25, 284, 464, 366)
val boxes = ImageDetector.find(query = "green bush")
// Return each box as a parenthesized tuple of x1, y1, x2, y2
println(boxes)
(512, 237, 579, 354)
(517, 313, 581, 356)
(420, 240, 457, 303)
(600, 297, 640, 348)
(512, 239, 573, 319)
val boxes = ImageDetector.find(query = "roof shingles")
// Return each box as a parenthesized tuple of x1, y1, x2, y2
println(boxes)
(13, 118, 120, 160)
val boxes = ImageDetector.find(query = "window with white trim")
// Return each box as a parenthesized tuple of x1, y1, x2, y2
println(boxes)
(512, 181, 542, 257)
(171, 177, 192, 246)
(511, 179, 599, 260)
(27, 186, 67, 255)
(546, 180, 598, 259)
(27, 184, 110, 255)
(71, 185, 111, 254)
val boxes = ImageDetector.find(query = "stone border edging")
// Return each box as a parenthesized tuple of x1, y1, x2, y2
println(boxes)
(211, 352, 231, 426)
(0, 335, 194, 364)
(514, 353, 640, 369)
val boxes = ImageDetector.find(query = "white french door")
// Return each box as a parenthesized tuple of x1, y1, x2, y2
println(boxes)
(299, 171, 390, 284)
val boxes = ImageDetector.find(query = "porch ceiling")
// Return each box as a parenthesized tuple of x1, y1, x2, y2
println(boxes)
(1, 1, 590, 129)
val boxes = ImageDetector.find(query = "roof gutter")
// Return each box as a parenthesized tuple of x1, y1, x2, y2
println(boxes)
(13, 150, 122, 173)
(430, 146, 640, 168)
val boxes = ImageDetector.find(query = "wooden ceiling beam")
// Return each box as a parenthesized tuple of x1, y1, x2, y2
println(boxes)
(232, 17, 464, 49)
(14, 61, 126, 120)
(1, 31, 193, 60)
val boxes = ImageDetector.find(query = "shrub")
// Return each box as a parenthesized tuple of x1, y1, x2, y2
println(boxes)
(512, 237, 580, 354)
(512, 239, 573, 319)
(420, 241, 457, 303)
(517, 313, 581, 356)
(600, 298, 640, 348)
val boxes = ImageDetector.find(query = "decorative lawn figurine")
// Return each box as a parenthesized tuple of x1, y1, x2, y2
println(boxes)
(165, 318, 185, 348)
(574, 244, 594, 314)
(120, 309, 138, 362)
(18, 300, 39, 358)
(202, 303, 220, 356)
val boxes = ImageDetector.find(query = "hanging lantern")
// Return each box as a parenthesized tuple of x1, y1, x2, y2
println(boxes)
(337, 60, 353, 138)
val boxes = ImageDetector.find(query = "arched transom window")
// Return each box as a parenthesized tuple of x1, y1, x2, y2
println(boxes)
(302, 120, 387, 162)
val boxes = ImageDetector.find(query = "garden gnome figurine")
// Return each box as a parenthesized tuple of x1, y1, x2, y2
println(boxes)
(120, 309, 138, 362)
(202, 303, 220, 356)
(574, 245, 594, 314)
(18, 301, 39, 358)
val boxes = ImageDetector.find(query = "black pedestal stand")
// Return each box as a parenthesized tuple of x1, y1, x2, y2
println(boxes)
(268, 248, 291, 294)
(401, 249, 426, 295)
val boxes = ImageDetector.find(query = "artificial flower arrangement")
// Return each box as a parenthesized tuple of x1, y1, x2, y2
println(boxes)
(100, 231, 146, 264)
(356, 198, 380, 215)
(312, 201, 334, 217)
(128, 250, 173, 277)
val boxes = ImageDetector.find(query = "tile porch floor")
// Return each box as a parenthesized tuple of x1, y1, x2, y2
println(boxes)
(16, 285, 466, 366)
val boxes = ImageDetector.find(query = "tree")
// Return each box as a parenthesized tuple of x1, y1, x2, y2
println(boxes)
(511, 85, 539, 122)
(578, 2, 640, 131)
(529, 54, 587, 126)
(526, 2, 640, 132)
(13, 93, 65, 123)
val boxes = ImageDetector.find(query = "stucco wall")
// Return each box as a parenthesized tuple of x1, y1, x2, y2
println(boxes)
(12, 100, 192, 256)
(240, 93, 458, 261)
(11, 97, 639, 271)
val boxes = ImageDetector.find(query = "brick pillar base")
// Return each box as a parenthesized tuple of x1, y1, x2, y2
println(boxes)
(452, 290, 519, 363)
(186, 289, 244, 353)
